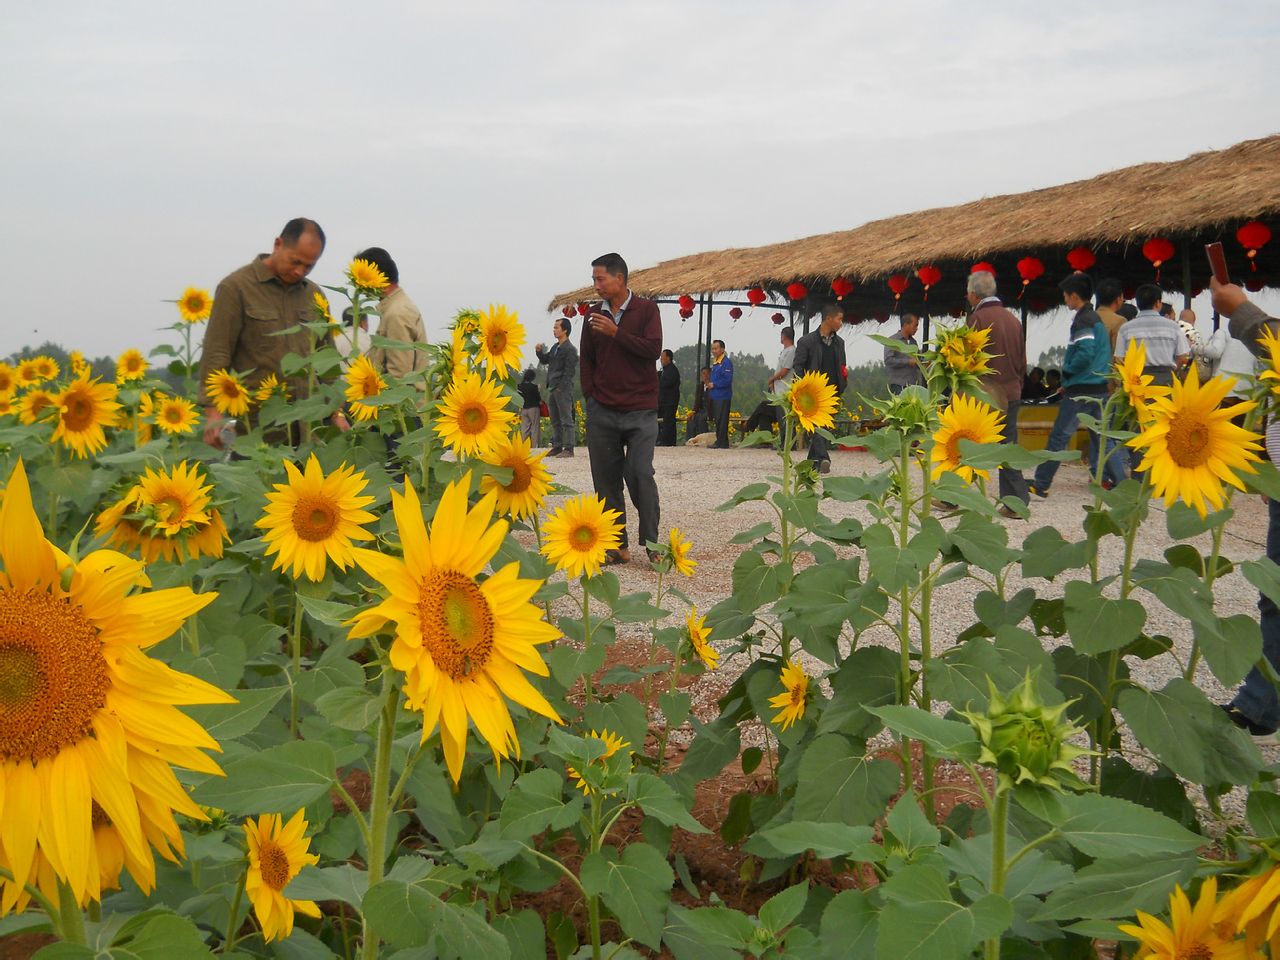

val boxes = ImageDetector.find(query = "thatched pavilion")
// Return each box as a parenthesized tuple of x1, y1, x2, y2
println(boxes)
(548, 134, 1280, 355)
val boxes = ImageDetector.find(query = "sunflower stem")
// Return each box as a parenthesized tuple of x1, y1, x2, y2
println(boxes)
(580, 580, 594, 706)
(290, 588, 304, 736)
(222, 864, 248, 954)
(587, 793, 604, 960)
(54, 879, 85, 946)
(896, 434, 916, 796)
(361, 675, 398, 960)
(983, 788, 1011, 960)
(1185, 518, 1229, 682)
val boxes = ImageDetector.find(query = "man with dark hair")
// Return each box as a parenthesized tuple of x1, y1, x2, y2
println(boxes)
(1213, 278, 1280, 739)
(1023, 367, 1048, 402)
(966, 271, 1029, 516)
(766, 326, 797, 438)
(885, 313, 923, 394)
(582, 252, 663, 563)
(790, 303, 847, 474)
(1029, 272, 1122, 496)
(536, 317, 578, 456)
(1115, 284, 1190, 387)
(359, 247, 427, 385)
(200, 218, 330, 446)
(656, 349, 681, 446)
(1094, 278, 1126, 350)
(1118, 303, 1138, 322)
(708, 339, 733, 448)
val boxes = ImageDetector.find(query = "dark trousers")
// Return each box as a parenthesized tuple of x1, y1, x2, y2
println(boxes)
(710, 397, 731, 448)
(548, 386, 575, 451)
(807, 431, 830, 465)
(1232, 497, 1280, 728)
(585, 399, 660, 552)
(1031, 389, 1124, 492)
(657, 405, 678, 446)
(999, 400, 1030, 504)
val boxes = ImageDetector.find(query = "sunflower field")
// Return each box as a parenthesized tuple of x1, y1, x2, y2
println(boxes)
(4, 261, 1280, 960)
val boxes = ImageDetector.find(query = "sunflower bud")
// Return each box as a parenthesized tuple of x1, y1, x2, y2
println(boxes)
(959, 672, 1092, 793)
(873, 385, 936, 438)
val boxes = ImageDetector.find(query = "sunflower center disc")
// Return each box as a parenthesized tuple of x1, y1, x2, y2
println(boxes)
(290, 496, 339, 543)
(460, 404, 488, 434)
(165, 407, 183, 425)
(504, 458, 532, 494)
(1166, 415, 1212, 468)
(1180, 946, 1213, 960)
(0, 589, 108, 763)
(418, 571, 495, 680)
(571, 523, 597, 549)
(489, 332, 508, 354)
(258, 840, 291, 890)
(64, 395, 95, 431)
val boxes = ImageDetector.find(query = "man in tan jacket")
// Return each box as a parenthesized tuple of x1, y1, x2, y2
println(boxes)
(359, 247, 426, 385)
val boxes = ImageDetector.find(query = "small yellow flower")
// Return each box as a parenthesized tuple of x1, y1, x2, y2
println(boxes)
(1115, 341, 1171, 424)
(788, 371, 839, 434)
(68, 351, 89, 378)
(768, 659, 809, 731)
(17, 359, 42, 386)
(566, 730, 632, 796)
(1258, 326, 1280, 399)
(177, 287, 213, 323)
(479, 432, 552, 520)
(244, 810, 321, 942)
(53, 375, 122, 458)
(17, 388, 59, 425)
(686, 607, 717, 669)
(312, 291, 334, 324)
(434, 370, 516, 458)
(931, 393, 1005, 483)
(476, 304, 525, 379)
(205, 369, 251, 417)
(1119, 877, 1246, 960)
(1214, 864, 1280, 954)
(153, 394, 200, 436)
(254, 373, 289, 403)
(0, 363, 15, 394)
(540, 494, 624, 579)
(668, 527, 696, 577)
(344, 356, 386, 423)
(347, 258, 389, 293)
(32, 356, 59, 382)
(116, 349, 148, 383)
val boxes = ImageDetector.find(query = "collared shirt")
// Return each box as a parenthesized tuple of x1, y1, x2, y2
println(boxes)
(974, 297, 1001, 310)
(772, 344, 796, 395)
(199, 254, 320, 390)
(1114, 310, 1190, 369)
(602, 291, 633, 324)
(367, 287, 426, 382)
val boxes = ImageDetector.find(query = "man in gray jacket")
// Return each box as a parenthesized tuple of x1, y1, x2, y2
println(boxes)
(884, 314, 923, 394)
(536, 317, 578, 456)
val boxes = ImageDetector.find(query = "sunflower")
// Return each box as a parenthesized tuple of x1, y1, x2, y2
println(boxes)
(17, 388, 59, 425)
(32, 356, 59, 382)
(0, 364, 15, 394)
(566, 730, 632, 796)
(344, 356, 387, 423)
(16, 359, 42, 386)
(52, 375, 121, 458)
(454, 308, 481, 336)
(256, 455, 377, 582)
(687, 607, 717, 669)
(68, 351, 89, 378)
(0, 460, 230, 913)
(434, 370, 516, 457)
(476, 304, 525, 379)
(1258, 326, 1280, 399)
(1128, 366, 1262, 518)
(1119, 877, 1248, 960)
(768, 659, 810, 731)
(1215, 865, 1280, 954)
(96, 465, 230, 564)
(1115, 340, 1171, 424)
(244, 810, 321, 942)
(115, 349, 149, 383)
(540, 494, 623, 579)
(479, 432, 552, 520)
(205, 369, 251, 417)
(788, 371, 839, 433)
(450, 325, 472, 380)
(936, 325, 994, 377)
(177, 287, 213, 323)
(0, 395, 13, 417)
(348, 474, 562, 783)
(255, 372, 289, 403)
(312, 291, 334, 324)
(667, 527, 696, 577)
(154, 394, 199, 436)
(347, 258, 389, 293)
(930, 392, 1005, 483)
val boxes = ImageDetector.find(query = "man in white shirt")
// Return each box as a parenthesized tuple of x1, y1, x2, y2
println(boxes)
(766, 326, 796, 435)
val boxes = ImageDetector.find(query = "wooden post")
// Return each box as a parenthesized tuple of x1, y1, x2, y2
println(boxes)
(703, 296, 714, 369)
(1181, 245, 1192, 311)
(1020, 300, 1028, 351)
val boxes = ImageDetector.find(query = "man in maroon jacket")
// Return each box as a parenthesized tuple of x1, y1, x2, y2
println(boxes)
(966, 270, 1030, 517)
(581, 252, 664, 564)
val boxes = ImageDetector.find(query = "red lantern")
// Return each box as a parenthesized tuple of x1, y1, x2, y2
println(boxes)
(888, 274, 909, 301)
(1028, 295, 1050, 313)
(786, 282, 809, 301)
(948, 307, 965, 319)
(677, 294, 695, 313)
(1246, 277, 1265, 293)
(577, 303, 590, 316)
(1237, 221, 1272, 272)
(916, 264, 941, 300)
(678, 307, 693, 320)
(771, 312, 785, 325)
(561, 305, 574, 318)
(746, 287, 767, 306)
(874, 312, 890, 324)
(728, 307, 743, 320)
(831, 277, 855, 300)
(971, 261, 996, 275)
(1142, 237, 1175, 281)
(845, 314, 863, 325)
(1066, 247, 1096, 271)
(1016, 257, 1044, 300)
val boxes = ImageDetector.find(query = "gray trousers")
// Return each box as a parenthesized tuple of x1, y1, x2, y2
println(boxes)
(585, 398, 659, 551)
(548, 385, 575, 451)
(520, 408, 540, 446)
(999, 400, 1030, 504)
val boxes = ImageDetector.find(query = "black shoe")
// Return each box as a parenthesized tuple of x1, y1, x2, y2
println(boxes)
(1221, 704, 1278, 741)
(547, 447, 562, 456)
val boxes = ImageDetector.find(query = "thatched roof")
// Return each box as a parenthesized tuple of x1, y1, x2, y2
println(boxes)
(549, 134, 1280, 318)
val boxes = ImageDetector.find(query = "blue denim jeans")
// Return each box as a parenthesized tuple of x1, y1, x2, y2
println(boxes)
(1030, 389, 1125, 492)
(1231, 497, 1280, 730)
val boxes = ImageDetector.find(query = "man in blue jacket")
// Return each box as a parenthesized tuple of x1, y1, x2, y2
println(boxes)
(708, 339, 734, 449)
(1030, 272, 1124, 496)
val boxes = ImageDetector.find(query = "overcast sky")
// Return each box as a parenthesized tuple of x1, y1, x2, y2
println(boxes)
(3, 1, 1279, 372)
